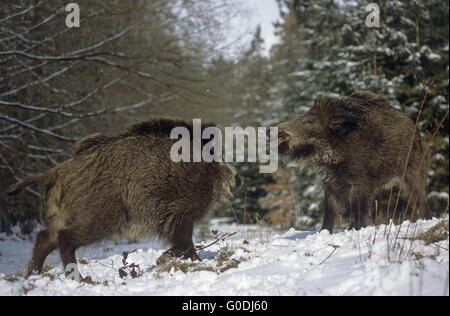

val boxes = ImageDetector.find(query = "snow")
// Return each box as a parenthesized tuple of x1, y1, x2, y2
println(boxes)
(0, 218, 448, 296)
(288, 71, 312, 77)
(427, 53, 441, 61)
(428, 191, 449, 200)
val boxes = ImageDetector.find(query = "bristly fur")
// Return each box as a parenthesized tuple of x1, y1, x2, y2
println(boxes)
(74, 133, 110, 154)
(121, 118, 218, 139)
(6, 117, 239, 280)
(74, 118, 219, 155)
(277, 91, 429, 232)
(349, 91, 391, 108)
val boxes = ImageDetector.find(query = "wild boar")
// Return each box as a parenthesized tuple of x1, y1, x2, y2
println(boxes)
(276, 91, 429, 232)
(7, 118, 240, 279)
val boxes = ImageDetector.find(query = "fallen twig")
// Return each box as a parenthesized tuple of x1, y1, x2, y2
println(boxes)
(195, 231, 237, 251)
(319, 245, 340, 265)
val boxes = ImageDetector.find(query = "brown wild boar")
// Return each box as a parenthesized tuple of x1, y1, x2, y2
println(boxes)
(7, 118, 240, 279)
(276, 91, 429, 232)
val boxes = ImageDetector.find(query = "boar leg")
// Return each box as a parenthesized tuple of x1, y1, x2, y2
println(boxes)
(57, 230, 82, 281)
(322, 189, 340, 233)
(349, 189, 374, 230)
(156, 223, 199, 265)
(25, 230, 57, 277)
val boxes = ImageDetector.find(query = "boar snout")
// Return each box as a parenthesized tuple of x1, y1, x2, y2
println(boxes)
(277, 129, 292, 146)
(274, 123, 293, 155)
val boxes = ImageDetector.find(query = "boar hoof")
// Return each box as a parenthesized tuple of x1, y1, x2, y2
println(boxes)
(24, 267, 38, 279)
(156, 247, 200, 266)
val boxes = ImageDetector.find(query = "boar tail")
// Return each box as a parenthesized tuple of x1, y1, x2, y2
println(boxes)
(6, 173, 50, 196)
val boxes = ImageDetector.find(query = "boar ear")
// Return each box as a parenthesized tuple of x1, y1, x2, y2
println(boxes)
(330, 114, 359, 137)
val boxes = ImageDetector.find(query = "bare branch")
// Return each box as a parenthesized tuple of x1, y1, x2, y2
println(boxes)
(0, 134, 21, 139)
(0, 100, 107, 118)
(0, 1, 43, 23)
(0, 114, 46, 133)
(0, 25, 133, 61)
(113, 94, 173, 113)
(0, 114, 78, 141)
(27, 145, 64, 153)
(0, 150, 42, 198)
(0, 61, 48, 83)
(1, 63, 78, 97)
(69, 26, 134, 56)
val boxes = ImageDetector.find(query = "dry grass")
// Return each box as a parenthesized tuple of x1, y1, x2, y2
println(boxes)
(154, 260, 216, 277)
(383, 81, 448, 261)
(153, 247, 245, 278)
(41, 263, 57, 280)
(2, 273, 21, 283)
(415, 219, 449, 246)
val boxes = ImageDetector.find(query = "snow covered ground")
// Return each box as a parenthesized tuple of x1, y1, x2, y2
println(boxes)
(0, 218, 448, 296)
